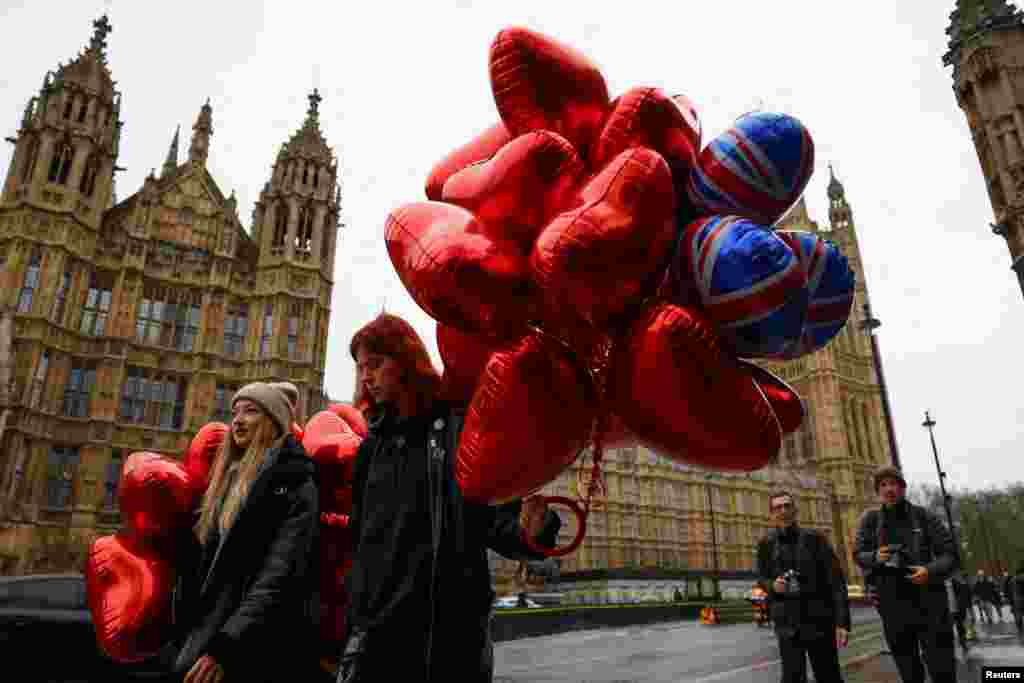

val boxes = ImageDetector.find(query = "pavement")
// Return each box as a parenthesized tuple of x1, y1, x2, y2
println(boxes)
(493, 605, 1024, 681)
(844, 609, 1023, 683)
(494, 606, 884, 682)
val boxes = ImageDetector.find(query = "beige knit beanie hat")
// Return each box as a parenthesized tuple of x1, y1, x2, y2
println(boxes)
(232, 381, 299, 436)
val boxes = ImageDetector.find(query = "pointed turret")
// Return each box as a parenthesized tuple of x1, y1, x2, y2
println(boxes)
(944, 0, 1024, 67)
(1, 14, 121, 221)
(188, 99, 213, 167)
(253, 89, 340, 269)
(827, 164, 853, 232)
(161, 124, 180, 179)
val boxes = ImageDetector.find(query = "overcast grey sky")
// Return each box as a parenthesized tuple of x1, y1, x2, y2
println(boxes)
(2, 0, 1021, 492)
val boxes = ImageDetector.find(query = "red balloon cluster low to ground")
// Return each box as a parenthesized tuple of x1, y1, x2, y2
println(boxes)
(85, 408, 366, 663)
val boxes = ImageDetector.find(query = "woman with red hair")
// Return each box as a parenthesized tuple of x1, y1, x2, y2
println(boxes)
(336, 313, 560, 682)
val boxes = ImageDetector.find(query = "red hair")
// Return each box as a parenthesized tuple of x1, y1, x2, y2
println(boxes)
(350, 313, 441, 417)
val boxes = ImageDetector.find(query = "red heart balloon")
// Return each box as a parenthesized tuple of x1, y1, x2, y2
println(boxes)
(86, 532, 175, 663)
(326, 403, 369, 438)
(598, 412, 637, 449)
(183, 422, 227, 505)
(531, 147, 676, 328)
(425, 121, 512, 201)
(489, 26, 610, 158)
(457, 331, 594, 504)
(386, 201, 536, 338)
(611, 302, 781, 470)
(303, 411, 361, 512)
(442, 131, 584, 253)
(436, 323, 498, 405)
(120, 453, 194, 539)
(741, 361, 805, 434)
(592, 87, 702, 190)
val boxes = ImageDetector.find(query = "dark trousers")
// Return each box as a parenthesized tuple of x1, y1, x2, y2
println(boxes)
(776, 632, 843, 683)
(882, 619, 957, 683)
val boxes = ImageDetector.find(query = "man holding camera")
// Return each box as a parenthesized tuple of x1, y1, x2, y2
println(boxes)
(757, 491, 851, 683)
(855, 467, 959, 683)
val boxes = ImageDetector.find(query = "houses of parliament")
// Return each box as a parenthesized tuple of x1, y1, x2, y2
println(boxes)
(0, 17, 341, 573)
(0, 16, 893, 584)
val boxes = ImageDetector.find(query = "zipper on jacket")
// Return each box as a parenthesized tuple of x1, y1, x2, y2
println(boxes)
(424, 421, 446, 677)
(199, 446, 280, 597)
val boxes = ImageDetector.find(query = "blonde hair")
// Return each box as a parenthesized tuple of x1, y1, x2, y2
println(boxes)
(195, 412, 282, 545)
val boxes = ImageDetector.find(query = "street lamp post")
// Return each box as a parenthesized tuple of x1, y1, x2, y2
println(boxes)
(858, 301, 903, 471)
(922, 411, 972, 649)
(705, 474, 721, 601)
(922, 411, 960, 559)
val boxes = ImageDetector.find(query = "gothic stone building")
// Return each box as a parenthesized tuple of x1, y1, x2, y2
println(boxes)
(493, 169, 895, 596)
(944, 0, 1024, 299)
(0, 17, 341, 574)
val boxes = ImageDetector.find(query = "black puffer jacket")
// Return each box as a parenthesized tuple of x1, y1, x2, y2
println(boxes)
(171, 434, 319, 681)
(344, 400, 561, 681)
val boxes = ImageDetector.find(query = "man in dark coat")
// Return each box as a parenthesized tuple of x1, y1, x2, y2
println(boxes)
(1011, 565, 1024, 634)
(339, 314, 561, 682)
(756, 490, 851, 683)
(855, 466, 959, 683)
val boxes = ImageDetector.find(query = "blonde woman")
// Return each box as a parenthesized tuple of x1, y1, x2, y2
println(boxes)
(170, 382, 320, 683)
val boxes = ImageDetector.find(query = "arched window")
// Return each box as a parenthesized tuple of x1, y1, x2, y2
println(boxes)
(297, 206, 315, 253)
(21, 137, 40, 183)
(312, 165, 319, 189)
(17, 249, 42, 313)
(272, 203, 288, 248)
(63, 96, 74, 120)
(846, 401, 864, 461)
(76, 98, 88, 123)
(302, 163, 310, 186)
(47, 141, 74, 185)
(860, 403, 876, 463)
(79, 156, 100, 197)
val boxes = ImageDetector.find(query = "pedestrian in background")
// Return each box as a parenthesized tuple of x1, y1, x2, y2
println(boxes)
(972, 570, 998, 625)
(756, 491, 850, 683)
(1011, 565, 1024, 634)
(855, 467, 959, 683)
(172, 382, 321, 683)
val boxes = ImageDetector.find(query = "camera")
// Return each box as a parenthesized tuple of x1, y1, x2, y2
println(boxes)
(782, 569, 803, 596)
(879, 543, 912, 576)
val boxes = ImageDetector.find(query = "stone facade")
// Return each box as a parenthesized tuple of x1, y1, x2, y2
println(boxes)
(0, 16, 341, 574)
(944, 0, 1024, 297)
(493, 171, 894, 596)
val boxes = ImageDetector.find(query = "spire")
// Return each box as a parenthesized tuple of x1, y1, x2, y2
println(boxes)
(85, 14, 113, 64)
(21, 97, 35, 129)
(162, 125, 180, 179)
(944, 0, 1024, 66)
(308, 88, 323, 119)
(828, 163, 853, 231)
(188, 98, 213, 167)
(827, 162, 845, 201)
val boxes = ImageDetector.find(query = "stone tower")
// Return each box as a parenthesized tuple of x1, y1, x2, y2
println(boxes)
(249, 89, 341, 413)
(0, 16, 342, 574)
(944, 0, 1024, 297)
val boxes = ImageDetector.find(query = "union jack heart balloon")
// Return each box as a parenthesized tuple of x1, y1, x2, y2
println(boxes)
(672, 215, 809, 358)
(775, 230, 856, 358)
(687, 112, 814, 226)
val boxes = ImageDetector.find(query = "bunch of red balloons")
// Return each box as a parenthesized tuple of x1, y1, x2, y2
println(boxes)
(387, 27, 854, 505)
(85, 408, 367, 662)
